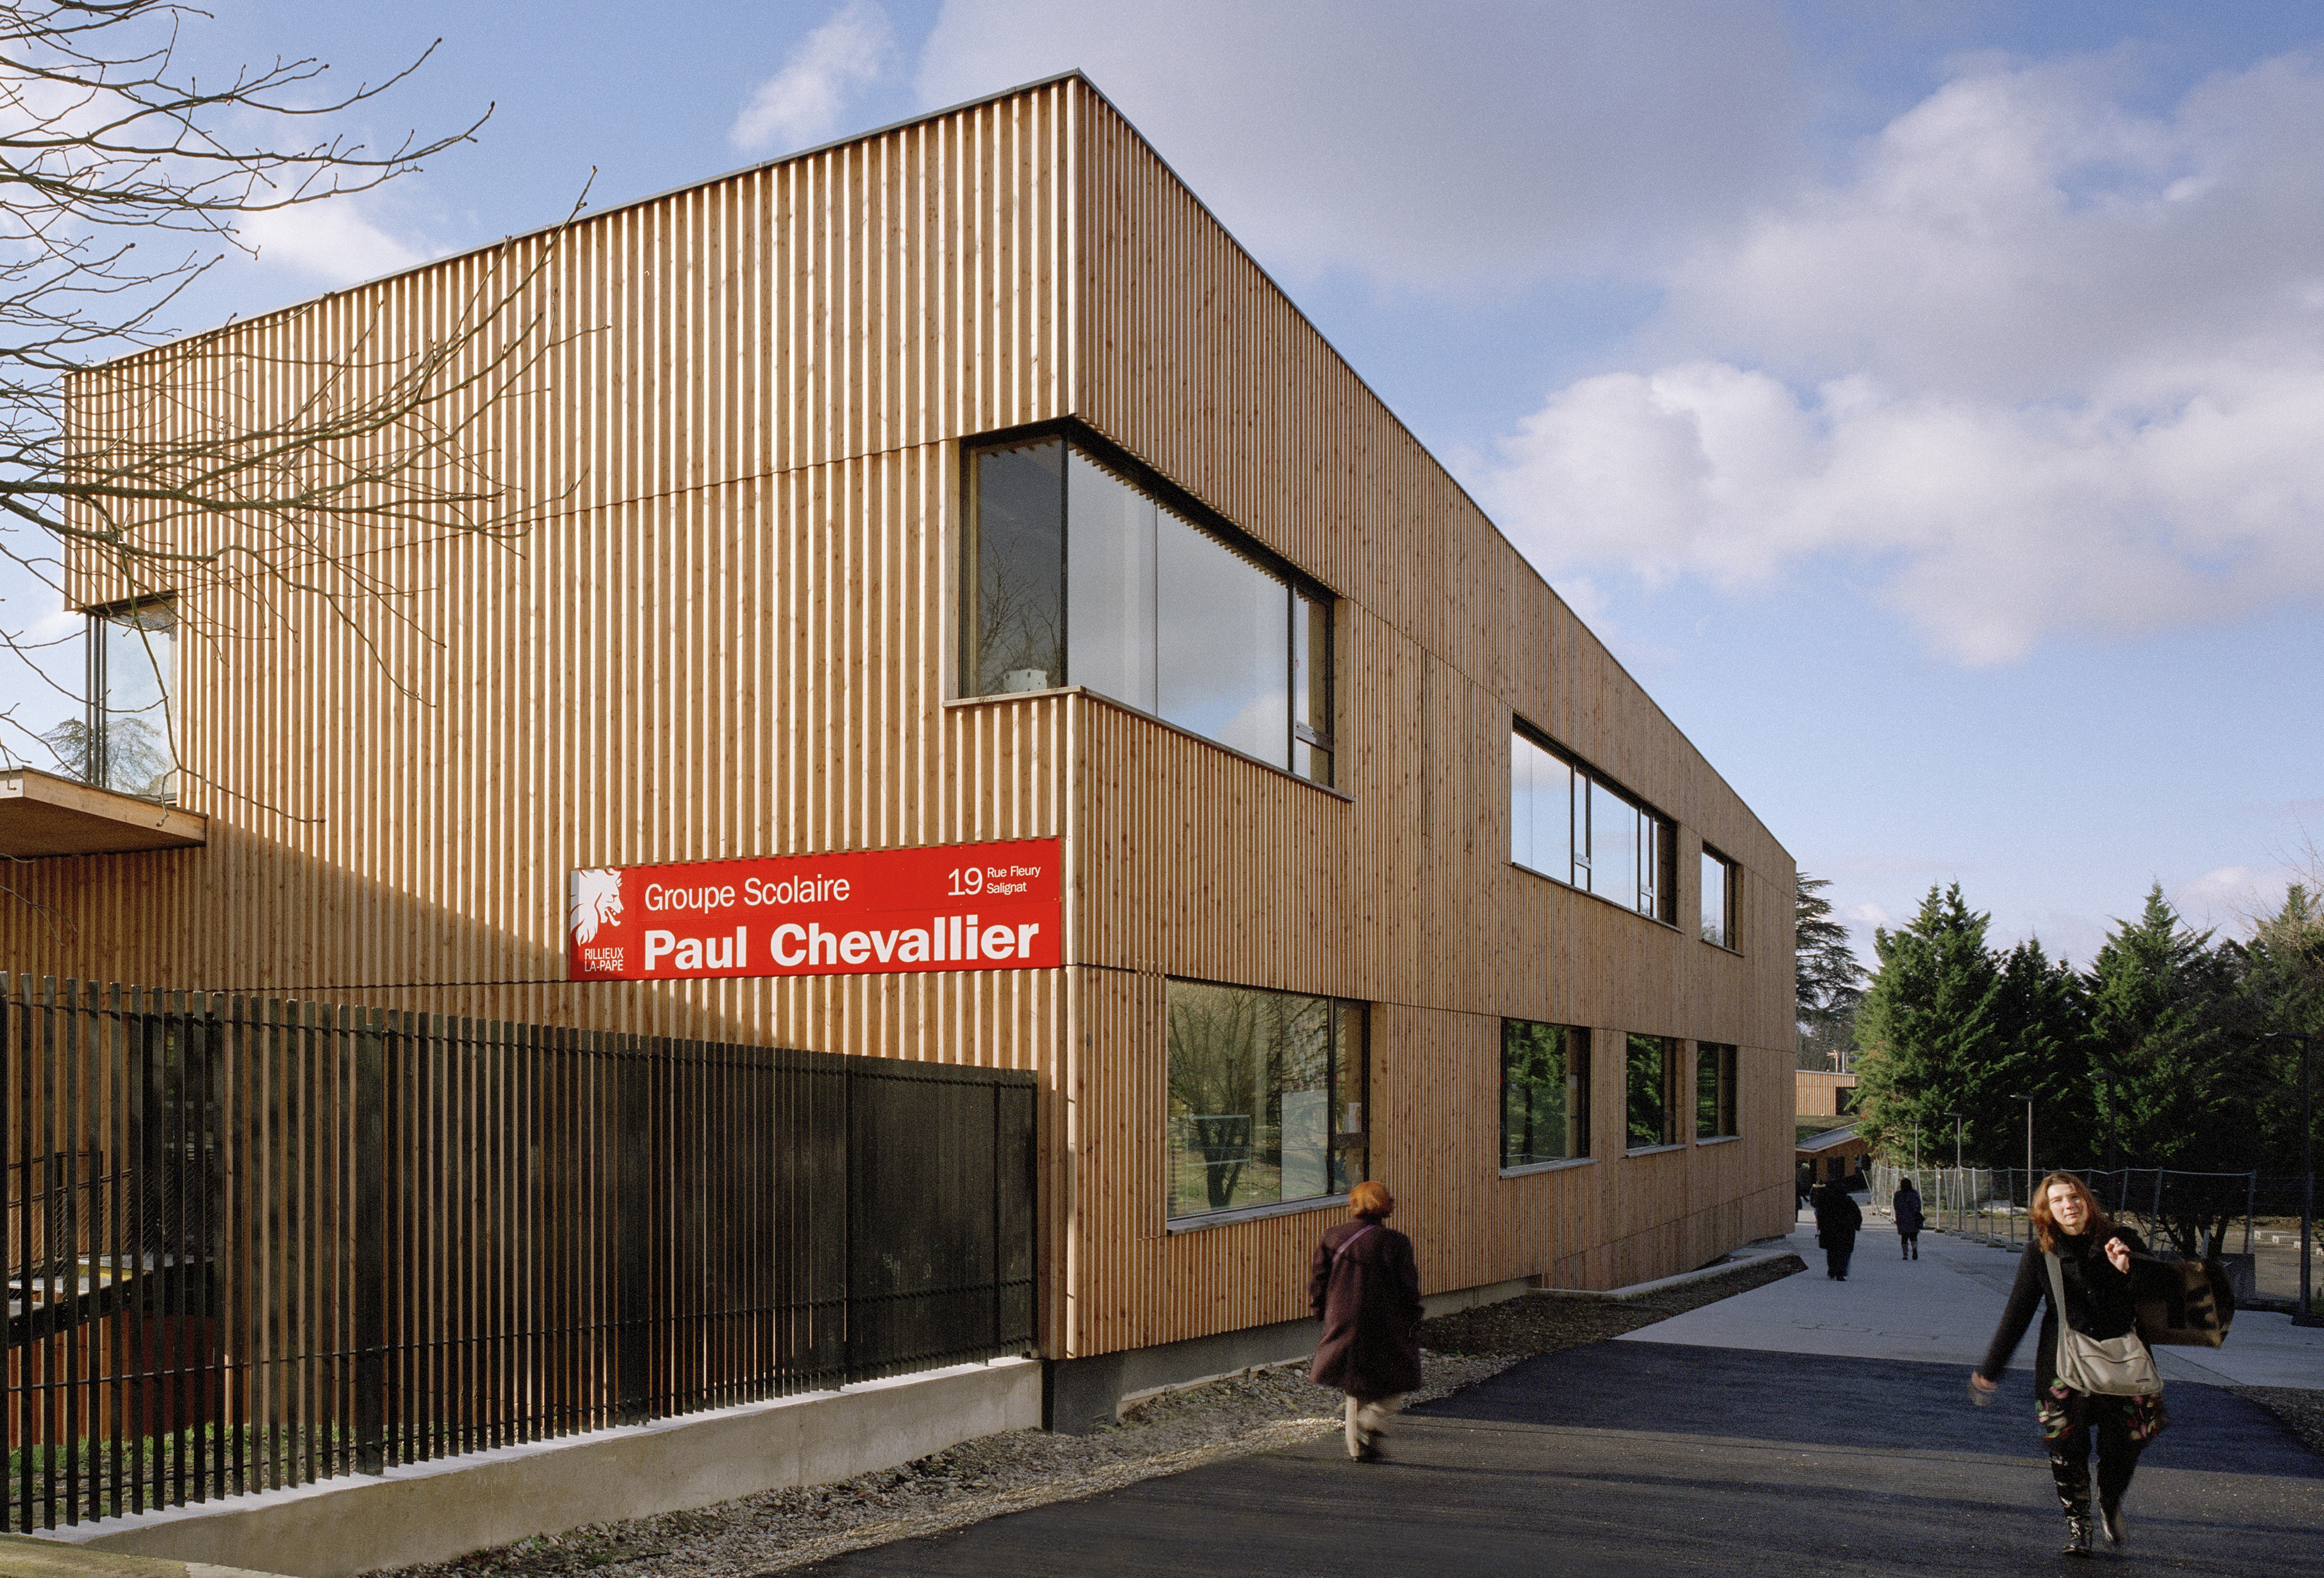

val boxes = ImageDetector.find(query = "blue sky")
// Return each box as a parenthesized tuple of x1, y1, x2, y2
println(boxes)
(5, 1, 2321, 970)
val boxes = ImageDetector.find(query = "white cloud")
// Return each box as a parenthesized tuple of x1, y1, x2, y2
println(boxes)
(236, 194, 429, 287)
(1478, 50, 2324, 662)
(733, 1, 893, 154)
(916, 0, 1804, 291)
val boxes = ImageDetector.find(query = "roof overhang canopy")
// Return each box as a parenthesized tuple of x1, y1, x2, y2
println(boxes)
(0, 767, 206, 857)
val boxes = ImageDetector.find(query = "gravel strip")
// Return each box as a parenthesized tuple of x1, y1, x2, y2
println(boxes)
(2233, 1386, 2324, 1461)
(369, 1251, 1807, 1578)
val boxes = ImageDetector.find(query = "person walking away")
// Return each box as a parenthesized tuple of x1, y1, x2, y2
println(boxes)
(1970, 1171, 2168, 1557)
(1310, 1179, 1424, 1462)
(1894, 1176, 1924, 1260)
(1813, 1181, 1862, 1279)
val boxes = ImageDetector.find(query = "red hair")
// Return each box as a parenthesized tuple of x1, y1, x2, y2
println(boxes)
(2029, 1171, 2112, 1253)
(1350, 1180, 1394, 1217)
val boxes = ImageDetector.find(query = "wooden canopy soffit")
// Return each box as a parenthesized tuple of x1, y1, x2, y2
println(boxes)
(0, 767, 207, 858)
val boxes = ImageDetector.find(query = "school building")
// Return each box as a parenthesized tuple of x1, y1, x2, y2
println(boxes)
(3, 74, 1797, 1435)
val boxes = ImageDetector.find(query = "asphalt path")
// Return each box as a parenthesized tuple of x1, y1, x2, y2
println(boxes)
(800, 1279, 2323, 1577)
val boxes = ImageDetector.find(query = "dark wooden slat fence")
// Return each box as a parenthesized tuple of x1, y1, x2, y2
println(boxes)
(2, 975, 1037, 1533)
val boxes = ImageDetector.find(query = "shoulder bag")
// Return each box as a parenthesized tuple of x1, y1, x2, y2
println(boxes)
(2044, 1251, 2163, 1396)
(2134, 1252, 2236, 1348)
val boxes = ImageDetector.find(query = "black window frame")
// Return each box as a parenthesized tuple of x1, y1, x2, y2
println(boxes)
(1163, 977, 1370, 1224)
(84, 594, 178, 803)
(1500, 1019, 1591, 1170)
(1510, 719, 1678, 926)
(959, 421, 1338, 787)
(1696, 1041, 1738, 1139)
(1700, 845, 1740, 951)
(1624, 1032, 1678, 1151)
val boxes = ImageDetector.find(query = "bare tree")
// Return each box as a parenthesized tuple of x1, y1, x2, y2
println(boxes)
(0, 1, 572, 785)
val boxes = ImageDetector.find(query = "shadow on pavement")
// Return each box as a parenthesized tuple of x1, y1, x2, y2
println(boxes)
(799, 1340, 2323, 1578)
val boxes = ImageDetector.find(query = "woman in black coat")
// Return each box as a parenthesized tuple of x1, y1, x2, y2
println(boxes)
(1893, 1178, 1924, 1260)
(1812, 1182, 1862, 1279)
(1310, 1179, 1423, 1462)
(1971, 1171, 2168, 1557)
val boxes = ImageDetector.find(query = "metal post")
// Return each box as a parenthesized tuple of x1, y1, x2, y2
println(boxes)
(2269, 1033, 2319, 1327)
(353, 1012, 385, 1476)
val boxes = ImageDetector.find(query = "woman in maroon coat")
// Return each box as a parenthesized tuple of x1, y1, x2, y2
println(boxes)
(1309, 1180, 1424, 1461)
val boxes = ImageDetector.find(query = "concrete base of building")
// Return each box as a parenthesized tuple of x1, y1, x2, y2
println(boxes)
(45, 1358, 1041, 1578)
(1043, 1277, 1539, 1435)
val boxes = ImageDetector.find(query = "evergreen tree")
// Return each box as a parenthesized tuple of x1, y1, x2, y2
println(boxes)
(2085, 885, 2246, 1253)
(1796, 874, 1866, 1068)
(2227, 884, 2324, 1178)
(1987, 936, 2098, 1168)
(1853, 885, 2007, 1163)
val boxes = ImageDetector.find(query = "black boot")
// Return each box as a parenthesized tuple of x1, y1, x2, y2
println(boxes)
(2095, 1501, 2125, 1548)
(2049, 1448, 2094, 1558)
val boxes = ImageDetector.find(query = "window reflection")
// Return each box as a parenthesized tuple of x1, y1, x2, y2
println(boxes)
(966, 440, 1064, 696)
(1502, 1020, 1590, 1167)
(1165, 980, 1367, 1219)
(1510, 724, 1674, 923)
(1155, 506, 1289, 766)
(89, 600, 177, 801)
(966, 432, 1333, 785)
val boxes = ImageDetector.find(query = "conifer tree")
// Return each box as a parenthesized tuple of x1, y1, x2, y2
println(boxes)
(1853, 884, 2007, 1163)
(2085, 884, 2244, 1252)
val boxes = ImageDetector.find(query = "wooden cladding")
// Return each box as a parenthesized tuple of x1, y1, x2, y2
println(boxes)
(15, 76, 1799, 1367)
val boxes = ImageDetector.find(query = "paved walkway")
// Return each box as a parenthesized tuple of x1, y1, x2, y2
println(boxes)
(1639, 1208, 2324, 1388)
(800, 1217, 2324, 1577)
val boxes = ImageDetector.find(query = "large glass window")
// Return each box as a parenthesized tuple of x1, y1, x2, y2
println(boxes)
(1510, 724, 1675, 923)
(965, 434, 1335, 785)
(1697, 1042, 1738, 1139)
(88, 598, 177, 801)
(1701, 848, 1738, 948)
(1165, 981, 1367, 1220)
(1502, 1020, 1590, 1168)
(1625, 1033, 1677, 1149)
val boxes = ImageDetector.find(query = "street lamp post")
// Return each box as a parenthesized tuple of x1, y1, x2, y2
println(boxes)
(2009, 1094, 2034, 1241)
(2262, 1031, 2320, 1329)
(1945, 1110, 1964, 1172)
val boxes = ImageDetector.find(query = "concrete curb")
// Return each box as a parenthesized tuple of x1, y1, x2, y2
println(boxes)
(1537, 1244, 1807, 1303)
(0, 1531, 294, 1578)
(43, 1358, 1040, 1578)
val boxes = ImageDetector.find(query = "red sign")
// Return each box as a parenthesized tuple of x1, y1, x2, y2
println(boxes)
(567, 838, 1062, 981)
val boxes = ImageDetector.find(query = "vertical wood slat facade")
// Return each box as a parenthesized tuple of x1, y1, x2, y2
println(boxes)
(12, 74, 1796, 1368)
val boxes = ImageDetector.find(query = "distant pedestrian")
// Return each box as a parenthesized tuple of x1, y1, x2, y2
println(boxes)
(1813, 1182, 1861, 1279)
(1894, 1177, 1924, 1260)
(1310, 1179, 1424, 1462)
(1970, 1171, 2168, 1558)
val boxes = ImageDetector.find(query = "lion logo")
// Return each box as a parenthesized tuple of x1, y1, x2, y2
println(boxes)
(570, 868, 624, 944)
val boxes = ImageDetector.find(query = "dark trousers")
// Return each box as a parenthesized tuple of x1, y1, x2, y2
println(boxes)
(1899, 1231, 1919, 1259)
(2048, 1406, 2147, 1517)
(1824, 1246, 1852, 1278)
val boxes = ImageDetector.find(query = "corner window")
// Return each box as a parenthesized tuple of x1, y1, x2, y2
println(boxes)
(963, 433, 1336, 786)
(87, 598, 177, 802)
(1510, 723, 1675, 923)
(1696, 1043, 1738, 1139)
(1701, 848, 1738, 949)
(1625, 1033, 1677, 1149)
(1502, 1020, 1590, 1168)
(1165, 980, 1366, 1220)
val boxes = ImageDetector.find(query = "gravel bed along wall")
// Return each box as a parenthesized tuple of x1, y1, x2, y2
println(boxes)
(370, 1251, 1809, 1578)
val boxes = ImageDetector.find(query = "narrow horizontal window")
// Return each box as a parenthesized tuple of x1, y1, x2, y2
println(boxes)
(1502, 1019, 1590, 1167)
(1510, 720, 1674, 924)
(1166, 980, 1367, 1220)
(964, 431, 1336, 786)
